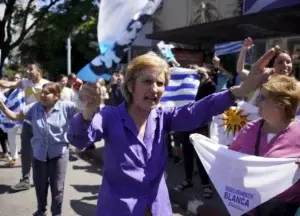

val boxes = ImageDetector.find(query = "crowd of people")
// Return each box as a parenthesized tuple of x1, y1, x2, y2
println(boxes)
(0, 37, 299, 216)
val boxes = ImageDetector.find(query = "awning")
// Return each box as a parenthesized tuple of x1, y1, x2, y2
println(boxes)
(147, 4, 300, 44)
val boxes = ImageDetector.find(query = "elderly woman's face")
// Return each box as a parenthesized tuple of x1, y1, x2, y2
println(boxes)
(273, 53, 292, 75)
(130, 67, 165, 111)
(257, 88, 283, 122)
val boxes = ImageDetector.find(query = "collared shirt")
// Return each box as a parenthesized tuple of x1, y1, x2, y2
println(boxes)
(230, 119, 300, 203)
(23, 100, 77, 161)
(67, 90, 234, 216)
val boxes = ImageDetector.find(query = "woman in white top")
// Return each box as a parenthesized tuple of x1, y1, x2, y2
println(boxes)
(236, 38, 294, 105)
(99, 78, 109, 109)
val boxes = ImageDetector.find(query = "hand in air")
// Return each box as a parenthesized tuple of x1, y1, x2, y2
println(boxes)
(79, 79, 102, 111)
(243, 37, 253, 49)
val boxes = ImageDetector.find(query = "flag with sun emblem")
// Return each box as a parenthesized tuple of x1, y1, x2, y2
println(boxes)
(210, 101, 259, 146)
(190, 133, 300, 216)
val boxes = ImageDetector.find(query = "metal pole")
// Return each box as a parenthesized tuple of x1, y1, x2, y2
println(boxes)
(128, 47, 132, 63)
(67, 37, 71, 75)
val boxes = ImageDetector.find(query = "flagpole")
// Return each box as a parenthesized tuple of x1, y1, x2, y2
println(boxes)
(67, 36, 72, 75)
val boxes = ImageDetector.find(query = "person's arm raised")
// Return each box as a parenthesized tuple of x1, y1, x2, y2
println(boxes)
(67, 81, 105, 150)
(236, 38, 253, 81)
(252, 45, 279, 73)
(213, 56, 233, 80)
(0, 80, 22, 89)
(0, 99, 25, 121)
(163, 61, 273, 133)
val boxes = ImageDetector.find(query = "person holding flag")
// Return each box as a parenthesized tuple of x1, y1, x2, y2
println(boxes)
(2, 72, 25, 167)
(67, 51, 273, 216)
(0, 63, 49, 191)
(230, 75, 300, 216)
(210, 43, 295, 147)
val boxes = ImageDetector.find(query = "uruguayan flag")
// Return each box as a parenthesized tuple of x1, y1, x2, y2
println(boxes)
(215, 0, 300, 56)
(210, 100, 300, 146)
(191, 133, 300, 216)
(160, 67, 200, 107)
(214, 41, 243, 56)
(77, 0, 163, 83)
(0, 89, 25, 132)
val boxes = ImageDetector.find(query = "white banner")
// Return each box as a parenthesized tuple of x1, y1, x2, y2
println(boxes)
(190, 134, 300, 216)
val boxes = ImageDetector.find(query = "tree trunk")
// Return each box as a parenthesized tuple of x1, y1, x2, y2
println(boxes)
(0, 47, 8, 76)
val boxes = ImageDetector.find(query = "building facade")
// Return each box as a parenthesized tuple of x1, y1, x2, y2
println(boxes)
(152, 0, 300, 78)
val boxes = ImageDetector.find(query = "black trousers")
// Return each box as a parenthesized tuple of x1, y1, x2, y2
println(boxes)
(33, 152, 69, 216)
(0, 128, 7, 154)
(181, 125, 210, 185)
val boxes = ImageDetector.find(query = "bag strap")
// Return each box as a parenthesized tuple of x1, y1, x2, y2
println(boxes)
(254, 120, 264, 156)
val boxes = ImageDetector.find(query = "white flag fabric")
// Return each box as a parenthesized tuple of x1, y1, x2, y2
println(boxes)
(190, 133, 300, 216)
(77, 0, 163, 83)
(160, 67, 200, 107)
(210, 101, 300, 146)
(210, 101, 259, 146)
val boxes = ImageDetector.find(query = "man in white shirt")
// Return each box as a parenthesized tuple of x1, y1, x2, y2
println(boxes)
(57, 74, 74, 102)
(0, 63, 49, 191)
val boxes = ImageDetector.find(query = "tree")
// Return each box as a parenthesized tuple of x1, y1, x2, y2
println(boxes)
(19, 0, 99, 80)
(0, 0, 61, 71)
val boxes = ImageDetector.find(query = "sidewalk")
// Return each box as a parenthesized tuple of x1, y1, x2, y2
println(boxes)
(85, 141, 229, 216)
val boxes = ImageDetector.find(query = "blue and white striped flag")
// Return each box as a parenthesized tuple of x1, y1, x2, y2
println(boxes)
(0, 88, 25, 132)
(215, 0, 300, 56)
(160, 67, 200, 107)
(214, 41, 243, 56)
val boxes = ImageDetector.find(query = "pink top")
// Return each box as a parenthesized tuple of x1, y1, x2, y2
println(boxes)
(230, 119, 300, 204)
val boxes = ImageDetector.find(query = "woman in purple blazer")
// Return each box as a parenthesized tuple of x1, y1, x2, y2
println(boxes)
(67, 52, 270, 216)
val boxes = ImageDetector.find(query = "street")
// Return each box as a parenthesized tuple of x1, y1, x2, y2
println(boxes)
(0, 141, 185, 216)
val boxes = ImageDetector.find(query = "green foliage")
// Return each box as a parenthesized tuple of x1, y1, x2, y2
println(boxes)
(0, 0, 62, 72)
(19, 0, 99, 80)
(2, 63, 26, 79)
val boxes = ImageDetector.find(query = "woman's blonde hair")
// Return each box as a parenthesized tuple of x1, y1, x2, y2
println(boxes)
(121, 52, 170, 103)
(263, 75, 300, 120)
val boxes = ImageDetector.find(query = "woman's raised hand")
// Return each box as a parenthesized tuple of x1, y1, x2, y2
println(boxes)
(243, 37, 253, 49)
(79, 79, 103, 120)
(252, 45, 280, 73)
